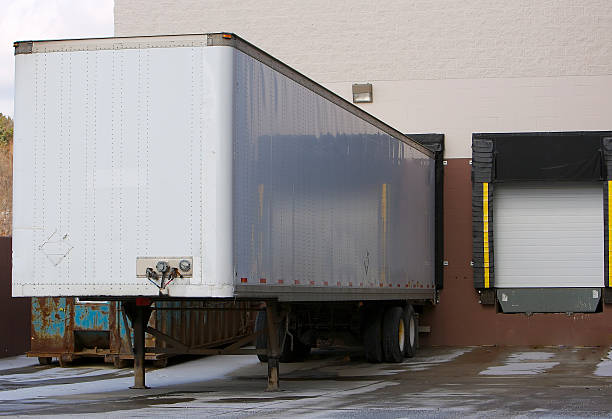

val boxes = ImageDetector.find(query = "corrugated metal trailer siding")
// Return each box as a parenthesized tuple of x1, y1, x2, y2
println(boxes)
(30, 297, 253, 362)
(232, 47, 436, 297)
(13, 34, 436, 300)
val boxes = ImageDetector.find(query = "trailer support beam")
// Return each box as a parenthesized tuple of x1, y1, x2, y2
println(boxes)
(123, 301, 152, 390)
(265, 302, 283, 391)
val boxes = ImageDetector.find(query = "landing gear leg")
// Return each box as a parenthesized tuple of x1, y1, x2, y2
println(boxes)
(123, 299, 152, 389)
(265, 302, 283, 391)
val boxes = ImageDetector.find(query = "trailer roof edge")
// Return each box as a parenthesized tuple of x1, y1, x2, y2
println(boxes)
(14, 32, 433, 157)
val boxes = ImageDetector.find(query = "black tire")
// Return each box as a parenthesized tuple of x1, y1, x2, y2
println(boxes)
(382, 306, 405, 363)
(403, 305, 418, 358)
(38, 357, 52, 365)
(363, 306, 384, 363)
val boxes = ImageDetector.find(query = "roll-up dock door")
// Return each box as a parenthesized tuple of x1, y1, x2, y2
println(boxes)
(494, 183, 604, 288)
(472, 131, 612, 313)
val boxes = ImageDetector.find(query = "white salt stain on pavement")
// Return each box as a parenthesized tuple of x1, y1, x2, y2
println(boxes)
(594, 348, 612, 376)
(0, 354, 259, 401)
(480, 351, 558, 376)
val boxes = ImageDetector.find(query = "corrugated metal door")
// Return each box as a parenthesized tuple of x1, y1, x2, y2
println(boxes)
(494, 183, 604, 287)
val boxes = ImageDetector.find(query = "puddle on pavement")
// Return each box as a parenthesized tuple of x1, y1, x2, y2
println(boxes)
(0, 394, 197, 416)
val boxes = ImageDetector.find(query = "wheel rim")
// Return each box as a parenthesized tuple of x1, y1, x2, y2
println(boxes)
(409, 315, 416, 347)
(398, 318, 405, 352)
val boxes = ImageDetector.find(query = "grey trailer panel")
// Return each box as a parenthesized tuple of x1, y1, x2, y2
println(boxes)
(232, 49, 436, 298)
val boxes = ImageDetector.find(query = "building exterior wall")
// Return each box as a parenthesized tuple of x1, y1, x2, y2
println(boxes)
(115, 0, 612, 158)
(0, 237, 30, 357)
(114, 1, 612, 345)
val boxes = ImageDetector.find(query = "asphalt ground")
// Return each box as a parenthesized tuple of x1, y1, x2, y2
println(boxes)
(1, 345, 612, 418)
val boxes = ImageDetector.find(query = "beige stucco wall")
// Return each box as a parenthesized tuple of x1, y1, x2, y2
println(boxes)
(115, 0, 612, 158)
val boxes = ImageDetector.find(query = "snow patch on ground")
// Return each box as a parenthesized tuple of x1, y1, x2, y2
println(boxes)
(507, 352, 554, 361)
(328, 348, 474, 377)
(0, 366, 122, 383)
(0, 355, 39, 372)
(480, 351, 558, 376)
(403, 348, 474, 372)
(480, 362, 559, 376)
(0, 355, 259, 401)
(594, 348, 612, 376)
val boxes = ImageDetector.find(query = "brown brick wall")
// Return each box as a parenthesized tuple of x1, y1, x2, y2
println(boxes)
(421, 159, 612, 346)
(0, 237, 30, 357)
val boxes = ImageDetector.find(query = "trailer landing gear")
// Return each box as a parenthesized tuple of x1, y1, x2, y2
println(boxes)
(123, 299, 153, 390)
(120, 298, 286, 391)
(265, 302, 284, 392)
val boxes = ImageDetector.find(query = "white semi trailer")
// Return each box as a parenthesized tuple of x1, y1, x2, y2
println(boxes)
(12, 33, 440, 390)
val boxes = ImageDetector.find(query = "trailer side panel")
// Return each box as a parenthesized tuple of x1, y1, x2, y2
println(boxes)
(232, 49, 435, 298)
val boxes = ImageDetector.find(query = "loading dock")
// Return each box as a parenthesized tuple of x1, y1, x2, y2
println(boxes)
(472, 131, 612, 313)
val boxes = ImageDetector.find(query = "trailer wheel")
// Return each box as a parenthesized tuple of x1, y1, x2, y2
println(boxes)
(382, 306, 405, 363)
(403, 305, 418, 358)
(38, 357, 52, 365)
(363, 306, 384, 363)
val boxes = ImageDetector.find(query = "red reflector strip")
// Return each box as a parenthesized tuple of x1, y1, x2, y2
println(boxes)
(323, 281, 328, 286)
(278, 279, 284, 284)
(309, 281, 315, 285)
(240, 278, 248, 283)
(259, 278, 267, 284)
(294, 280, 300, 285)
(349, 282, 353, 287)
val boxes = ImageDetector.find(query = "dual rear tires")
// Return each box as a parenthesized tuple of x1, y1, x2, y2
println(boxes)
(363, 304, 418, 363)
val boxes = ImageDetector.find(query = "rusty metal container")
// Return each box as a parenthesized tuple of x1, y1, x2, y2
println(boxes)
(29, 298, 254, 367)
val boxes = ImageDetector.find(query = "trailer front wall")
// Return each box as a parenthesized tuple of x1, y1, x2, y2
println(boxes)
(232, 49, 435, 293)
(12, 39, 234, 297)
